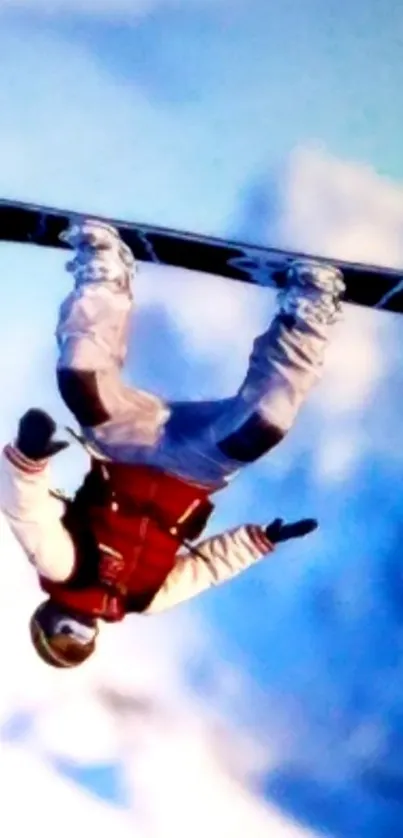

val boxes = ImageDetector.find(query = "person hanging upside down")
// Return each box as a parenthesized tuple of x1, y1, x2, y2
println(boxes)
(0, 220, 345, 668)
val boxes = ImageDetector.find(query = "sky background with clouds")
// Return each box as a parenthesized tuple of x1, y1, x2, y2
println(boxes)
(1, 2, 403, 837)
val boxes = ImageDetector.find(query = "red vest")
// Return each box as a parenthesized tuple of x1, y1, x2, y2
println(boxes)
(40, 461, 214, 622)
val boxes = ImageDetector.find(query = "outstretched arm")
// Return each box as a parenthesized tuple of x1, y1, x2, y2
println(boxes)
(145, 517, 317, 615)
(146, 524, 273, 614)
(0, 411, 75, 582)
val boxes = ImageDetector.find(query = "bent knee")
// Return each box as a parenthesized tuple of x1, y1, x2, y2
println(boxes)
(57, 368, 111, 427)
(217, 412, 287, 463)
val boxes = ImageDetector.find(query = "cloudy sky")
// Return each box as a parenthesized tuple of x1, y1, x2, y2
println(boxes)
(0, 2, 403, 837)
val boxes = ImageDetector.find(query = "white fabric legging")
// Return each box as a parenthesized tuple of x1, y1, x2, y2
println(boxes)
(56, 236, 337, 490)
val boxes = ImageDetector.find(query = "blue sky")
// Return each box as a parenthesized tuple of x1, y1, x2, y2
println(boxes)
(1, 3, 403, 838)
(1, 0, 403, 233)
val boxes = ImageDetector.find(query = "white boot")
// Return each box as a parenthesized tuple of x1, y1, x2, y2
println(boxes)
(278, 260, 345, 328)
(60, 219, 135, 292)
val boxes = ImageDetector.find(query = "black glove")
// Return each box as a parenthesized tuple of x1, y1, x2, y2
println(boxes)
(265, 517, 318, 544)
(16, 409, 69, 461)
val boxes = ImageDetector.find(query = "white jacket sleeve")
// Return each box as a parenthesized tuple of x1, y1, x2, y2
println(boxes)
(0, 444, 75, 582)
(146, 524, 274, 615)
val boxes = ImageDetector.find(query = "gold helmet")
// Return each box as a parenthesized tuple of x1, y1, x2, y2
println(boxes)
(29, 600, 98, 669)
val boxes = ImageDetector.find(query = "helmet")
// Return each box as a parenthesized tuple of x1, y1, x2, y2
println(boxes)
(29, 599, 98, 669)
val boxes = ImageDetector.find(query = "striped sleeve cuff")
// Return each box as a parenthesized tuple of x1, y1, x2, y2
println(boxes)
(245, 524, 275, 554)
(3, 444, 49, 474)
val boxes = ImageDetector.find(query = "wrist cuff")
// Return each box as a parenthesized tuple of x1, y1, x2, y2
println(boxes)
(4, 444, 49, 474)
(245, 525, 275, 553)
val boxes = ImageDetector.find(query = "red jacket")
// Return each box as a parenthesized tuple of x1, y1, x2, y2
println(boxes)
(40, 460, 215, 622)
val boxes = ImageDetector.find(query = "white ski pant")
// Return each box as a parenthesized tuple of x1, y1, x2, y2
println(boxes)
(56, 270, 333, 489)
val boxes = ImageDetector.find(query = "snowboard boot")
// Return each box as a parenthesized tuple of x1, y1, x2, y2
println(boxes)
(278, 261, 345, 330)
(60, 219, 135, 295)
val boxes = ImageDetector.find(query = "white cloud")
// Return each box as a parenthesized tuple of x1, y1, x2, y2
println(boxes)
(313, 305, 386, 415)
(312, 429, 362, 483)
(0, 745, 135, 838)
(270, 144, 403, 267)
(0, 706, 315, 838)
(122, 723, 314, 838)
(136, 263, 272, 393)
